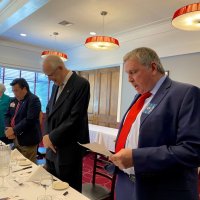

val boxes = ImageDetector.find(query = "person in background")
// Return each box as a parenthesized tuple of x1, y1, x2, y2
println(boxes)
(110, 47, 200, 200)
(5, 78, 42, 163)
(42, 55, 90, 192)
(0, 83, 11, 144)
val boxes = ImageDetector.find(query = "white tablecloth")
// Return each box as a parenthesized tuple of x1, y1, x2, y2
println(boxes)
(0, 151, 90, 200)
(89, 124, 118, 152)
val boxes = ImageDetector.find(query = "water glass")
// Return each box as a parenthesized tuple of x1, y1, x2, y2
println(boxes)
(0, 165, 10, 191)
(40, 174, 53, 197)
(0, 145, 11, 165)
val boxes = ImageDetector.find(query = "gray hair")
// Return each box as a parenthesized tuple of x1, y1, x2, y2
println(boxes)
(43, 55, 65, 70)
(123, 47, 165, 74)
(0, 83, 6, 93)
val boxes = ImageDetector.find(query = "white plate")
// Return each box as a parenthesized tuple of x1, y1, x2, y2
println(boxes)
(52, 181, 69, 190)
(18, 160, 32, 166)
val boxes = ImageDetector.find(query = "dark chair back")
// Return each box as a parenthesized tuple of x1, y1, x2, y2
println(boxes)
(82, 152, 116, 200)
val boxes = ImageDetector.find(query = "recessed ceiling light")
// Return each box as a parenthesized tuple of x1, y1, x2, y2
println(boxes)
(20, 33, 27, 37)
(90, 32, 96, 35)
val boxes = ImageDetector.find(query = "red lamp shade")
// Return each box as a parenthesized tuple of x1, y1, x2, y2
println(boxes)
(85, 36, 119, 50)
(41, 50, 68, 61)
(172, 3, 200, 31)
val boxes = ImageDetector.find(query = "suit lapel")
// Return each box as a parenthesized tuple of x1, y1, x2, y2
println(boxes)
(15, 93, 30, 118)
(49, 85, 58, 113)
(51, 85, 71, 113)
(140, 77, 172, 127)
(48, 72, 76, 118)
(16, 101, 24, 117)
(12, 99, 20, 118)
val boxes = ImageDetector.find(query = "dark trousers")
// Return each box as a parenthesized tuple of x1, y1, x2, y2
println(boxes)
(115, 170, 136, 200)
(46, 158, 82, 192)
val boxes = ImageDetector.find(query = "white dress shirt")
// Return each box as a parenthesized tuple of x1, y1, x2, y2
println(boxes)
(56, 70, 73, 101)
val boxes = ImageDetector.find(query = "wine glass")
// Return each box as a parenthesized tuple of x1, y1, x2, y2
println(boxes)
(0, 144, 11, 191)
(0, 165, 10, 191)
(9, 158, 18, 180)
(40, 173, 53, 199)
(0, 144, 11, 165)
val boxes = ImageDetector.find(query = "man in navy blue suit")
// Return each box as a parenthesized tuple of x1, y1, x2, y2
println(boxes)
(5, 78, 41, 162)
(110, 47, 200, 200)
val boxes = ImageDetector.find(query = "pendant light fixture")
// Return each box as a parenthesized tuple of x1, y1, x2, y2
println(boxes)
(172, 3, 200, 31)
(41, 32, 68, 61)
(85, 11, 119, 50)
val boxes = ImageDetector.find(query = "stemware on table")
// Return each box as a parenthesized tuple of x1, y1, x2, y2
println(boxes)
(0, 144, 11, 191)
(39, 173, 53, 200)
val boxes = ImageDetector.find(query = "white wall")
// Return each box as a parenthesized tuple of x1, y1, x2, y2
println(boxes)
(161, 53, 200, 88)
(0, 40, 43, 72)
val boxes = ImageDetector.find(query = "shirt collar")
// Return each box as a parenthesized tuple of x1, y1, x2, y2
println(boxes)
(62, 70, 73, 87)
(150, 75, 167, 95)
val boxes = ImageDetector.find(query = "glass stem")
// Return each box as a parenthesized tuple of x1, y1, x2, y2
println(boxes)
(1, 177, 4, 187)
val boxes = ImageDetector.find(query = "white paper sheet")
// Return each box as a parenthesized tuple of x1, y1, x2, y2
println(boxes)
(79, 142, 113, 157)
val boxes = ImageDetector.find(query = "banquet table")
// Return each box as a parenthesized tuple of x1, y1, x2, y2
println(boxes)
(89, 124, 118, 152)
(0, 150, 90, 200)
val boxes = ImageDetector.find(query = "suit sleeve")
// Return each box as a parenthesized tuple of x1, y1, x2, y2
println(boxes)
(133, 86, 200, 173)
(49, 80, 90, 146)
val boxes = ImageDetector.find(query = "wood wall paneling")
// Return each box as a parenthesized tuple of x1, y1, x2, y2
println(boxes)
(79, 67, 119, 128)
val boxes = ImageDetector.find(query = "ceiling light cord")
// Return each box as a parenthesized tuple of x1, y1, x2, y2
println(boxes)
(84, 10, 119, 50)
(53, 32, 58, 42)
(101, 11, 107, 36)
(41, 32, 68, 61)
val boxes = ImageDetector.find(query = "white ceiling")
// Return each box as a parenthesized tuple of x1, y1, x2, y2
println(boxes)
(0, 0, 199, 70)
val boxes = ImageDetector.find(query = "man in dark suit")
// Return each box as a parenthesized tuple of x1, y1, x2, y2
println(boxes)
(42, 55, 90, 192)
(110, 47, 200, 200)
(5, 78, 42, 162)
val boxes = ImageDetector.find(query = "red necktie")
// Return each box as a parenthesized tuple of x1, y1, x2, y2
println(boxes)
(10, 102, 21, 127)
(115, 92, 152, 153)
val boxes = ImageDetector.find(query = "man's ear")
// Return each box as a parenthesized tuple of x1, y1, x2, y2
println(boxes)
(151, 62, 158, 74)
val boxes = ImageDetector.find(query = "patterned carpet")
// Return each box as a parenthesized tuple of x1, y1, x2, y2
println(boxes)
(82, 152, 111, 190)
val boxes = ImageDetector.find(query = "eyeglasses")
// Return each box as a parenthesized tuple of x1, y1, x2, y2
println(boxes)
(45, 68, 59, 78)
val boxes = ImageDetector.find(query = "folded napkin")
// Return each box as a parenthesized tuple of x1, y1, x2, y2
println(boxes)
(27, 165, 50, 182)
(11, 148, 25, 160)
(0, 140, 6, 145)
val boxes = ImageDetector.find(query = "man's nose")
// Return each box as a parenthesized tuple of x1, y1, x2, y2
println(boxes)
(128, 75, 133, 82)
